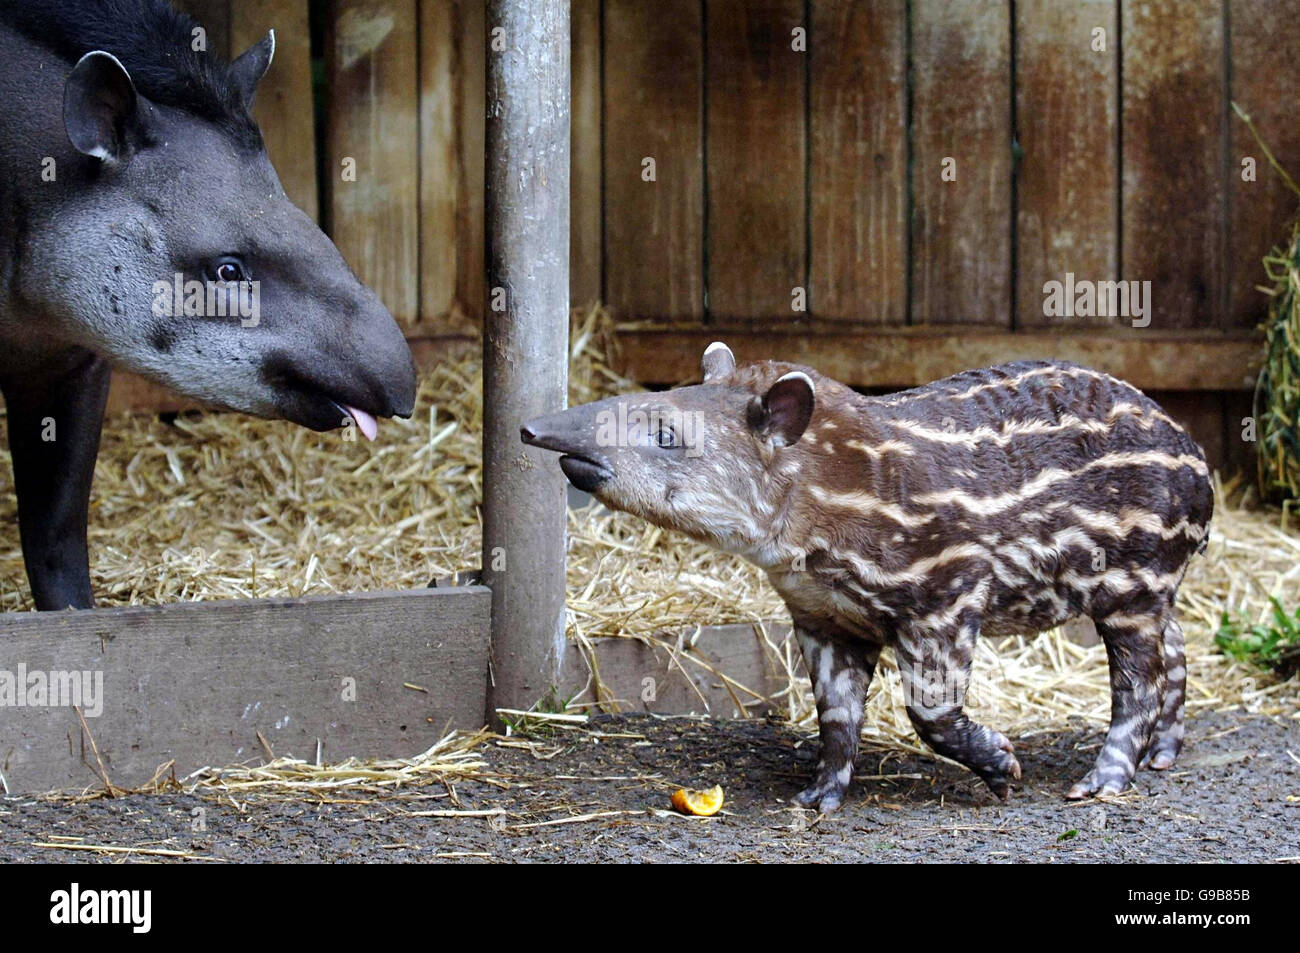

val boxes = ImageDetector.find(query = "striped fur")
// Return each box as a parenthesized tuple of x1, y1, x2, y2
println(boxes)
(521, 345, 1213, 811)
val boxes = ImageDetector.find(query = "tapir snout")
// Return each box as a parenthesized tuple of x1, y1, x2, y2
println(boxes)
(521, 404, 615, 493)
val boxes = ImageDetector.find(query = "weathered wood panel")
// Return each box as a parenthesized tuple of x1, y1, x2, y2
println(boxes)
(706, 0, 807, 323)
(325, 0, 420, 327)
(809, 0, 907, 324)
(231, 0, 319, 220)
(612, 327, 1261, 392)
(911, 0, 1013, 326)
(418, 0, 464, 332)
(1227, 0, 1300, 330)
(455, 0, 487, 329)
(1121, 0, 1223, 329)
(1015, 0, 1117, 329)
(570, 0, 603, 307)
(0, 588, 490, 793)
(563, 624, 797, 717)
(603, 0, 705, 321)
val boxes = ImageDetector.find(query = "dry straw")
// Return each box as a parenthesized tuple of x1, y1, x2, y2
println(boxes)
(4, 303, 1297, 797)
(1235, 101, 1300, 511)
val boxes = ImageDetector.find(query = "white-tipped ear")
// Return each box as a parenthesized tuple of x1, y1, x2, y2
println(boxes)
(64, 51, 141, 162)
(754, 371, 815, 447)
(702, 341, 736, 381)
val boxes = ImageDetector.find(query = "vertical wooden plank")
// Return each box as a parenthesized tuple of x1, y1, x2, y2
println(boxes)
(1016, 0, 1117, 329)
(808, 0, 907, 325)
(456, 0, 487, 329)
(570, 0, 603, 307)
(1148, 391, 1225, 472)
(419, 0, 465, 332)
(911, 0, 1012, 326)
(706, 0, 806, 323)
(1228, 0, 1300, 330)
(230, 0, 319, 220)
(1222, 390, 1256, 478)
(325, 0, 420, 328)
(603, 0, 704, 322)
(1121, 0, 1223, 329)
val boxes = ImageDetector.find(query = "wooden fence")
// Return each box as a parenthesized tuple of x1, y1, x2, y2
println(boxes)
(129, 0, 1300, 471)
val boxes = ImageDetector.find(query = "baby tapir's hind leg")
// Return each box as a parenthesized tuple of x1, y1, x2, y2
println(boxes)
(1067, 609, 1168, 799)
(1141, 615, 1186, 771)
(794, 628, 880, 813)
(897, 625, 1021, 799)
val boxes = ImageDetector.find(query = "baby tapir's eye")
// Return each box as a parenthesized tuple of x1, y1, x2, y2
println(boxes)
(655, 428, 676, 448)
(209, 257, 248, 283)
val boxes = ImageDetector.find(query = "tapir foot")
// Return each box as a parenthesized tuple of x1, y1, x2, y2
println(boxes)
(793, 765, 850, 813)
(973, 731, 1022, 801)
(1065, 769, 1130, 800)
(1139, 734, 1182, 771)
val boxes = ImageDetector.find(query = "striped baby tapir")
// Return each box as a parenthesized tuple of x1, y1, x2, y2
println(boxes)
(521, 343, 1213, 811)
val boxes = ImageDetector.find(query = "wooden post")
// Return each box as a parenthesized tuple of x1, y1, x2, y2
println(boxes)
(482, 0, 570, 723)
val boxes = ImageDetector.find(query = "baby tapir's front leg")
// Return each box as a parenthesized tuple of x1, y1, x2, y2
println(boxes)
(794, 627, 880, 812)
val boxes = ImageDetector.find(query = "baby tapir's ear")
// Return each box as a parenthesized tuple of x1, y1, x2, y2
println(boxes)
(701, 341, 736, 382)
(749, 371, 815, 448)
(64, 51, 144, 163)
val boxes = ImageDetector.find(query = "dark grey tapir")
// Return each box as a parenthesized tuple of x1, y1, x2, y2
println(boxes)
(0, 0, 417, 610)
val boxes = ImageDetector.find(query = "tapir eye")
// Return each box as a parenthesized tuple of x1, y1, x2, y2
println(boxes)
(209, 257, 248, 283)
(655, 428, 676, 448)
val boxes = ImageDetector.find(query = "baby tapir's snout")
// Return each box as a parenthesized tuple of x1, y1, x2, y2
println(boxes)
(521, 402, 615, 493)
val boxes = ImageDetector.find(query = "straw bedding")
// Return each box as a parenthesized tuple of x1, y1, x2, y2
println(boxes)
(2, 305, 1296, 795)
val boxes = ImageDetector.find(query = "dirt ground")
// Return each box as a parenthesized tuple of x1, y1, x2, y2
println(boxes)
(1, 708, 1296, 863)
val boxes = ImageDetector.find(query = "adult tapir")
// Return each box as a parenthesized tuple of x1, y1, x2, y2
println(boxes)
(0, 0, 417, 610)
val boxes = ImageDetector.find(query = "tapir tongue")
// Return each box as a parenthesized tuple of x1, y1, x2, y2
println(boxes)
(342, 404, 378, 442)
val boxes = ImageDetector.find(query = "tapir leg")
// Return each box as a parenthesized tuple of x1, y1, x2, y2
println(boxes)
(793, 627, 879, 813)
(898, 620, 1022, 800)
(1068, 607, 1168, 799)
(1, 348, 110, 610)
(1140, 615, 1186, 771)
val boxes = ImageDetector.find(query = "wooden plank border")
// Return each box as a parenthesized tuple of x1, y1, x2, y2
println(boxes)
(609, 327, 1262, 391)
(0, 587, 490, 793)
(558, 617, 1100, 718)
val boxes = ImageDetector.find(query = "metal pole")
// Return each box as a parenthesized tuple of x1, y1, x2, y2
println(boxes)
(482, 0, 570, 724)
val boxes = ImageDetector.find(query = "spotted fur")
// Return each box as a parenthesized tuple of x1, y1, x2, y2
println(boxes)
(521, 345, 1213, 810)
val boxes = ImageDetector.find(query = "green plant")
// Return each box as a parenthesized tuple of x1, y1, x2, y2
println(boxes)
(1215, 598, 1300, 671)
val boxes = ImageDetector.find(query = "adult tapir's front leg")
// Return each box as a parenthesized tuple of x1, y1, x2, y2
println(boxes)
(793, 626, 880, 813)
(1, 348, 110, 610)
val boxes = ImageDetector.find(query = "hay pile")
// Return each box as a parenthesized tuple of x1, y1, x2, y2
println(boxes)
(1257, 221, 1300, 506)
(1235, 101, 1300, 507)
(1, 305, 1296, 766)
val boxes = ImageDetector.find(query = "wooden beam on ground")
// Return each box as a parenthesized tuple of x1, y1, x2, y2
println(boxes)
(558, 618, 1100, 719)
(481, 0, 571, 723)
(561, 624, 798, 718)
(0, 587, 490, 794)
(609, 327, 1262, 391)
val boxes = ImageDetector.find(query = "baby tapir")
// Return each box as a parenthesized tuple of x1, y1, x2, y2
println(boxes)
(522, 343, 1212, 810)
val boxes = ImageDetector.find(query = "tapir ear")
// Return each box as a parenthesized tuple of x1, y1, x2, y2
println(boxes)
(63, 51, 142, 162)
(701, 341, 736, 382)
(229, 30, 275, 106)
(749, 371, 815, 448)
